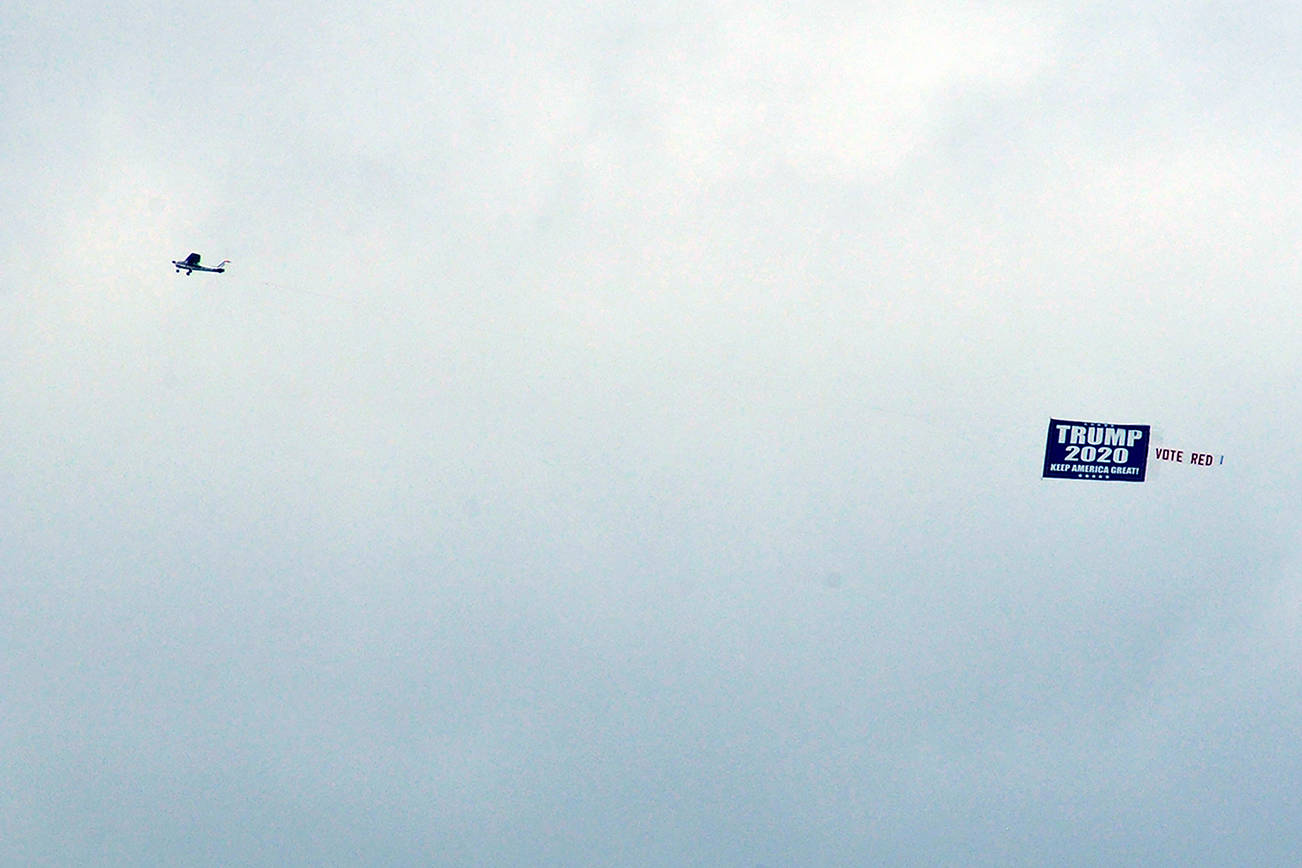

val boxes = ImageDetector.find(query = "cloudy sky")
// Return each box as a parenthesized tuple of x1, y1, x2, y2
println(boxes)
(4, 1, 1301, 864)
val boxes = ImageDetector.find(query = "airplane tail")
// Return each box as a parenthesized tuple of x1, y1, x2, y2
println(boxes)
(217, 260, 231, 269)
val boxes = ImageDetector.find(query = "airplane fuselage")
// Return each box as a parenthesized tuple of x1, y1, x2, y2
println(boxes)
(173, 261, 227, 274)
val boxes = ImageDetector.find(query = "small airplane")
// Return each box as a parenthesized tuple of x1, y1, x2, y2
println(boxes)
(172, 252, 230, 275)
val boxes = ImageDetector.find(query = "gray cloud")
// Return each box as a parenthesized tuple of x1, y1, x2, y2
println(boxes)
(3, 1, 1301, 864)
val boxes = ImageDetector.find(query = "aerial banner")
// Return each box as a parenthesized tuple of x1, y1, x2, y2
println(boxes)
(1042, 418, 1150, 482)
(1150, 444, 1224, 468)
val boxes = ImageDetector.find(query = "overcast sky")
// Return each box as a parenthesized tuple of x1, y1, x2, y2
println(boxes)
(4, 1, 1302, 864)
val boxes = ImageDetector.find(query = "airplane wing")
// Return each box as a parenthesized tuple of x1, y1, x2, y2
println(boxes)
(184, 252, 201, 266)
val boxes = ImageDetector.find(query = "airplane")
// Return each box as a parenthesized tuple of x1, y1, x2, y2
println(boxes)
(172, 252, 230, 274)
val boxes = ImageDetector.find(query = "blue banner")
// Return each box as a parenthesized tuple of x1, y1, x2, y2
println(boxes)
(1043, 419, 1150, 482)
